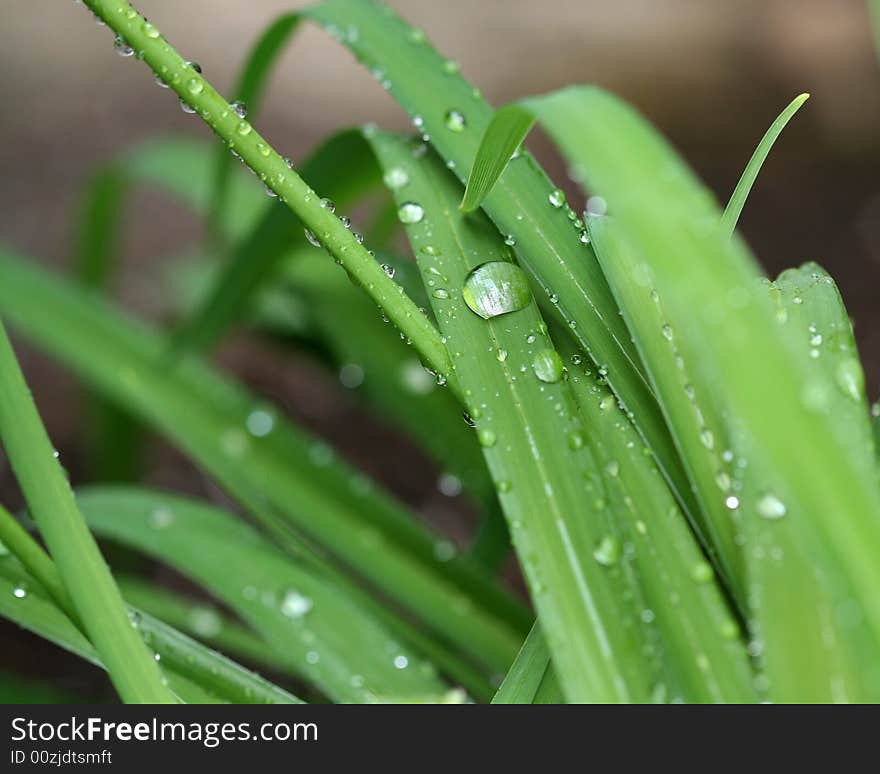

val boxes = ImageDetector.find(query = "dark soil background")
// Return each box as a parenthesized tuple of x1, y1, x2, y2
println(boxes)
(1, 0, 879, 700)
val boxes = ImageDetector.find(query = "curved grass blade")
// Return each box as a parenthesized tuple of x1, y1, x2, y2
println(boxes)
(176, 129, 383, 353)
(491, 623, 557, 704)
(721, 94, 809, 236)
(208, 12, 302, 232)
(507, 85, 880, 700)
(0, 324, 174, 703)
(304, 0, 698, 567)
(368, 132, 654, 702)
(76, 486, 447, 702)
(0, 502, 301, 704)
(0, 558, 271, 704)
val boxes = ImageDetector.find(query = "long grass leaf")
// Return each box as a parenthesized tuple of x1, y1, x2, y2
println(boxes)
(208, 12, 302, 231)
(491, 623, 555, 704)
(76, 486, 447, 702)
(0, 323, 174, 703)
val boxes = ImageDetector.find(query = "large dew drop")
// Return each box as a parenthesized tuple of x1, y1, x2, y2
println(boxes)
(462, 262, 532, 320)
(397, 201, 424, 224)
(532, 349, 564, 383)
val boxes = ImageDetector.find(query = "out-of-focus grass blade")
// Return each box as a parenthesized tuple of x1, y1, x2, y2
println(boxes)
(870, 0, 880, 63)
(496, 85, 880, 700)
(76, 486, 446, 703)
(721, 94, 809, 236)
(116, 576, 291, 676)
(208, 12, 301, 231)
(176, 129, 383, 353)
(0, 323, 174, 703)
(0, 673, 85, 704)
(368, 132, 653, 702)
(73, 167, 127, 290)
(0, 246, 528, 675)
(491, 623, 557, 704)
(0, 558, 278, 704)
(304, 0, 697, 537)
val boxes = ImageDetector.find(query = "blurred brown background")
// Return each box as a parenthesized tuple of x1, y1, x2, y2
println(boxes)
(0, 0, 879, 698)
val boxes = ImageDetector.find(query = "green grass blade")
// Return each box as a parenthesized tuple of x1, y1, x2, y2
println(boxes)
(0, 246, 527, 673)
(208, 12, 302, 231)
(72, 167, 127, 289)
(491, 623, 555, 704)
(0, 324, 174, 703)
(368, 132, 652, 702)
(721, 94, 809, 236)
(304, 0, 699, 566)
(506, 85, 880, 700)
(176, 129, 382, 354)
(76, 485, 447, 702)
(870, 0, 880, 63)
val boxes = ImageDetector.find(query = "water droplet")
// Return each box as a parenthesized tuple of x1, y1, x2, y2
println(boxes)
(497, 480, 512, 493)
(477, 429, 497, 447)
(432, 288, 450, 300)
(12, 586, 27, 599)
(593, 535, 621, 567)
(442, 59, 460, 74)
(756, 493, 787, 520)
(280, 589, 313, 619)
(114, 35, 134, 57)
(246, 409, 274, 437)
(149, 506, 174, 529)
(462, 262, 532, 320)
(532, 349, 563, 383)
(444, 109, 466, 132)
(304, 228, 321, 247)
(725, 495, 740, 510)
(393, 654, 409, 669)
(186, 78, 203, 95)
(690, 562, 714, 583)
(383, 166, 409, 190)
(437, 473, 462, 498)
(339, 363, 365, 389)
(700, 428, 714, 450)
(397, 201, 424, 224)
(305, 650, 320, 664)
(230, 100, 247, 118)
(579, 230, 591, 244)
(604, 460, 620, 477)
(504, 234, 517, 247)
(142, 21, 160, 39)
(568, 431, 585, 451)
(186, 61, 202, 74)
(548, 188, 566, 208)
(586, 196, 608, 216)
(835, 358, 864, 402)
(189, 607, 222, 637)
